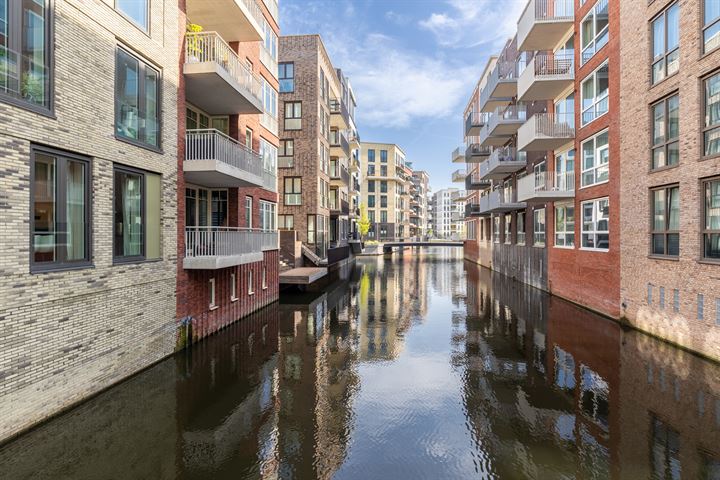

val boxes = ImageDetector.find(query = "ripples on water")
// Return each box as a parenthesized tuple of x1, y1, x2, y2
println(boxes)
(1, 248, 720, 479)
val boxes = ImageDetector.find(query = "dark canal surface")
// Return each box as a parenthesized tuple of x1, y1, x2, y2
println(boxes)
(2, 248, 720, 479)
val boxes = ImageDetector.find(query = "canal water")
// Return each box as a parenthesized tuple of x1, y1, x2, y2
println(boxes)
(1, 248, 719, 479)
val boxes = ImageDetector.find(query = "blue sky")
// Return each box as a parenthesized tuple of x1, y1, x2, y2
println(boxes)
(280, 0, 526, 192)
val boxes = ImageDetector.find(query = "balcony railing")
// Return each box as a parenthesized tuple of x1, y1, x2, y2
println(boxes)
(465, 143, 492, 162)
(466, 173, 492, 191)
(517, 0, 575, 51)
(331, 165, 351, 184)
(452, 146, 466, 163)
(184, 227, 278, 269)
(330, 131, 350, 157)
(518, 51, 574, 101)
(330, 99, 350, 127)
(452, 169, 466, 183)
(517, 171, 575, 203)
(465, 111, 489, 136)
(479, 147, 528, 180)
(479, 61, 517, 112)
(518, 112, 575, 152)
(185, 32, 263, 112)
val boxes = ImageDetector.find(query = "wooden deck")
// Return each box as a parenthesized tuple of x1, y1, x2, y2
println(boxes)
(279, 267, 328, 285)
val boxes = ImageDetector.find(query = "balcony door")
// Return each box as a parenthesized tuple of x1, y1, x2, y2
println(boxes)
(185, 187, 228, 228)
(534, 162, 546, 191)
(554, 92, 575, 129)
(555, 149, 575, 190)
(186, 104, 229, 135)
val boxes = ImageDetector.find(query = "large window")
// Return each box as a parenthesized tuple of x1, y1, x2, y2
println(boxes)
(116, 48, 160, 148)
(113, 166, 161, 262)
(380, 210, 388, 223)
(493, 216, 500, 243)
(651, 2, 679, 85)
(284, 101, 301, 130)
(651, 94, 679, 169)
(279, 139, 294, 168)
(368, 195, 375, 208)
(555, 203, 575, 247)
(0, 0, 52, 110)
(185, 188, 227, 227)
(580, 0, 609, 64)
(704, 72, 720, 157)
(31, 147, 91, 271)
(284, 177, 301, 205)
(116, 0, 148, 30)
(260, 201, 276, 231)
(380, 150, 388, 163)
(279, 62, 294, 92)
(533, 208, 546, 247)
(651, 185, 679, 257)
(517, 211, 526, 245)
(581, 129, 609, 187)
(704, 178, 720, 259)
(367, 149, 375, 163)
(705, 0, 720, 53)
(380, 195, 388, 208)
(380, 181, 388, 193)
(581, 62, 609, 126)
(278, 214, 293, 230)
(504, 214, 511, 244)
(581, 198, 609, 251)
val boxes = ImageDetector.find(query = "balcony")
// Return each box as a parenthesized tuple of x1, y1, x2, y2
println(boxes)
(452, 169, 466, 183)
(260, 43, 278, 79)
(479, 105, 527, 147)
(185, 129, 275, 190)
(465, 203, 483, 217)
(452, 147, 465, 163)
(330, 99, 350, 129)
(330, 131, 350, 158)
(465, 111, 489, 136)
(518, 113, 575, 152)
(184, 227, 278, 270)
(465, 173, 492, 191)
(184, 32, 263, 115)
(330, 199, 350, 216)
(465, 143, 492, 162)
(330, 165, 350, 185)
(186, 0, 264, 42)
(518, 52, 574, 101)
(517, 0, 574, 52)
(479, 61, 517, 113)
(478, 188, 527, 214)
(518, 171, 575, 203)
(479, 147, 528, 181)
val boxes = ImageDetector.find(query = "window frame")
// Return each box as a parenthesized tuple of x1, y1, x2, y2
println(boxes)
(533, 208, 546, 247)
(580, 128, 610, 188)
(504, 214, 512, 244)
(493, 216, 500, 244)
(703, 71, 720, 158)
(580, 197, 610, 252)
(279, 139, 294, 168)
(649, 185, 680, 258)
(284, 176, 302, 205)
(245, 196, 253, 228)
(30, 145, 93, 273)
(650, 2, 680, 85)
(115, 46, 162, 151)
(703, 177, 720, 261)
(115, 0, 149, 32)
(704, 0, 720, 54)
(278, 214, 294, 230)
(209, 278, 217, 309)
(230, 273, 238, 301)
(580, 0, 609, 65)
(278, 61, 294, 93)
(554, 202, 575, 248)
(580, 61, 609, 126)
(284, 101, 302, 130)
(651, 93, 680, 170)
(517, 211, 526, 245)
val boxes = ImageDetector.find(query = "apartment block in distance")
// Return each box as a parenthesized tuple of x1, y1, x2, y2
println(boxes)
(177, 0, 280, 343)
(360, 142, 412, 241)
(410, 170, 430, 239)
(433, 188, 465, 240)
(619, 0, 720, 360)
(0, 0, 180, 442)
(277, 35, 358, 263)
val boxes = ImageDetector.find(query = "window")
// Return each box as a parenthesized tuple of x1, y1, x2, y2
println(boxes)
(580, 0, 609, 64)
(113, 166, 162, 262)
(259, 137, 277, 177)
(380, 181, 388, 193)
(651, 94, 679, 169)
(307, 215, 316, 243)
(368, 195, 375, 208)
(245, 196, 253, 228)
(517, 211, 526, 245)
(0, 0, 52, 110)
(262, 266, 267, 289)
(533, 208, 546, 246)
(231, 273, 237, 301)
(504, 214, 511, 244)
(209, 278, 216, 309)
(31, 147, 91, 271)
(651, 185, 679, 256)
(380, 150, 388, 163)
(116, 48, 160, 148)
(261, 78, 278, 129)
(245, 128, 253, 149)
(367, 149, 375, 163)
(284, 177, 301, 205)
(116, 0, 148, 30)
(581, 129, 609, 187)
(319, 179, 329, 209)
(185, 188, 227, 227)
(380, 195, 388, 208)
(651, 3, 680, 85)
(248, 271, 254, 295)
(380, 165, 388, 177)
(260, 201, 276, 230)
(368, 180, 375, 193)
(581, 62, 609, 125)
(278, 214, 294, 230)
(279, 62, 294, 92)
(279, 139, 294, 168)
(380, 210, 388, 223)
(493, 216, 500, 243)
(368, 164, 376, 176)
(704, 178, 720, 259)
(581, 198, 609, 251)
(704, 72, 720, 157)
(284, 101, 301, 130)
(705, 0, 720, 53)
(555, 203, 575, 247)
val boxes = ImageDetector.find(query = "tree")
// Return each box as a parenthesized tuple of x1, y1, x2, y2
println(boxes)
(358, 202, 371, 239)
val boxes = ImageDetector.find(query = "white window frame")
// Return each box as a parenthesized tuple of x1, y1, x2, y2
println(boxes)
(581, 198, 610, 252)
(533, 208, 546, 247)
(260, 200, 277, 231)
(554, 202, 575, 248)
(262, 266, 268, 289)
(493, 216, 500, 243)
(517, 211, 526, 245)
(580, 0, 609, 65)
(580, 129, 609, 188)
(580, 61, 609, 126)
(248, 271, 254, 295)
(504, 214, 512, 244)
(209, 278, 217, 309)
(230, 273, 238, 301)
(245, 196, 253, 228)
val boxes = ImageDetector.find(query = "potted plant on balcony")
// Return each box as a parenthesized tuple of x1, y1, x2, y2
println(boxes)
(186, 23, 204, 62)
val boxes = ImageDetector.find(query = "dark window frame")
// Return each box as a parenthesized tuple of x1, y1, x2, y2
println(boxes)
(284, 176, 302, 205)
(380, 150, 388, 163)
(30, 145, 92, 273)
(703, 71, 720, 158)
(649, 184, 680, 257)
(650, 93, 679, 170)
(113, 164, 150, 264)
(650, 2, 680, 85)
(703, 0, 720, 54)
(284, 101, 302, 130)
(115, 0, 150, 32)
(703, 176, 720, 260)
(278, 61, 294, 93)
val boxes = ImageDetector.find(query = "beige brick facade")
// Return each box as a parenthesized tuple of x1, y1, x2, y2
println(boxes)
(0, 0, 180, 441)
(620, 0, 720, 361)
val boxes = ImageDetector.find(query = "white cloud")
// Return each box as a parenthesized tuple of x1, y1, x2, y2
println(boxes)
(419, 0, 527, 49)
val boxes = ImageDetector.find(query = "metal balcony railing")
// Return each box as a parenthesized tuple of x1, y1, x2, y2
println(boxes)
(479, 61, 517, 111)
(452, 169, 466, 183)
(487, 104, 527, 131)
(518, 112, 575, 151)
(465, 143, 493, 161)
(518, 51, 574, 101)
(517, 171, 575, 202)
(184, 227, 278, 263)
(185, 32, 263, 104)
(465, 111, 490, 135)
(532, 51, 574, 77)
(330, 130, 350, 157)
(330, 99, 350, 126)
(518, 0, 574, 51)
(331, 165, 350, 184)
(186, 128, 263, 176)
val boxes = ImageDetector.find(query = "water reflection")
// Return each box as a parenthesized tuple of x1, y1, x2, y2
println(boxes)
(1, 248, 720, 479)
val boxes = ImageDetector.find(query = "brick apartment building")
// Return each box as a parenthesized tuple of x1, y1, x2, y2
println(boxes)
(410, 170, 430, 239)
(177, 0, 280, 344)
(360, 142, 413, 241)
(0, 0, 181, 441)
(277, 35, 359, 261)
